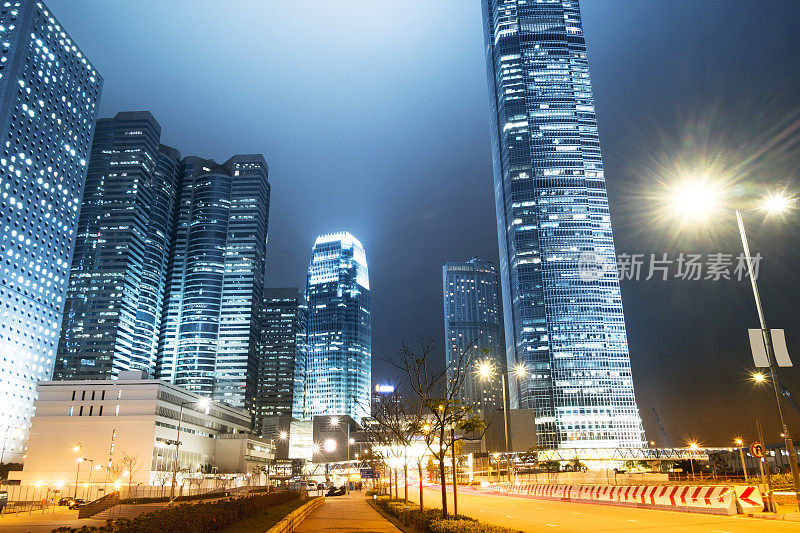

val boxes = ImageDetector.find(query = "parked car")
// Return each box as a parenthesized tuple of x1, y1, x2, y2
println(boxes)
(58, 497, 72, 506)
(326, 486, 346, 497)
(317, 483, 326, 491)
(306, 482, 318, 491)
(67, 498, 86, 510)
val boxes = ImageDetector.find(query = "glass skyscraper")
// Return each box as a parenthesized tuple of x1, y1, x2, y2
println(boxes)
(443, 259, 505, 413)
(252, 287, 308, 432)
(482, 0, 645, 448)
(0, 1, 102, 456)
(306, 232, 371, 421)
(55, 112, 180, 380)
(157, 155, 270, 410)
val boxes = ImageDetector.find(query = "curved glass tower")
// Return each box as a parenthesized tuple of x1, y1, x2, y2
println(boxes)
(55, 113, 180, 380)
(482, 0, 645, 448)
(306, 232, 371, 421)
(157, 155, 270, 409)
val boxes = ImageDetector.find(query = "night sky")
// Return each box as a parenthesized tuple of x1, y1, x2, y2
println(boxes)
(49, 1, 800, 446)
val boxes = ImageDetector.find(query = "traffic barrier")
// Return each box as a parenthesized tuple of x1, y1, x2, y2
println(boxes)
(485, 482, 761, 515)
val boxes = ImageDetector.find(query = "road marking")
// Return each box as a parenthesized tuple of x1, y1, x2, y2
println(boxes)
(545, 524, 557, 527)
(573, 512, 581, 515)
(506, 515, 513, 518)
(712, 530, 733, 533)
(627, 520, 639, 523)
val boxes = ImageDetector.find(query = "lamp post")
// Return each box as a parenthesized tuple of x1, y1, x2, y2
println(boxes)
(735, 439, 748, 481)
(477, 361, 526, 483)
(74, 457, 84, 499)
(665, 184, 800, 504)
(170, 397, 210, 502)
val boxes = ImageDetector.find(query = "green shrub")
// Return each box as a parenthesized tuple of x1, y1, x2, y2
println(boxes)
(53, 491, 301, 533)
(374, 496, 523, 533)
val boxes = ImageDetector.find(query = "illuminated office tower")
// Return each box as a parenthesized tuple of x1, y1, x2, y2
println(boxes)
(157, 155, 270, 409)
(55, 112, 180, 380)
(251, 288, 308, 432)
(482, 0, 644, 447)
(306, 232, 371, 421)
(443, 258, 505, 413)
(0, 0, 102, 457)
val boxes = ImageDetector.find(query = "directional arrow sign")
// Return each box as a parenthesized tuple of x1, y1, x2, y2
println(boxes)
(750, 441, 765, 458)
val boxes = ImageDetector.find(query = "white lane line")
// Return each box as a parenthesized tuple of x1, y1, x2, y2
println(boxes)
(627, 520, 639, 523)
(712, 530, 733, 533)
(506, 515, 513, 518)
(545, 524, 557, 527)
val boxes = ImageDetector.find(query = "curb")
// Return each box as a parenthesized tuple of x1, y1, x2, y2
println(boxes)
(366, 497, 416, 533)
(266, 496, 324, 533)
(746, 512, 800, 522)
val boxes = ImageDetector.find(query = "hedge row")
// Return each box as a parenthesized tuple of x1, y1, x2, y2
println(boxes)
(374, 496, 524, 533)
(53, 491, 301, 533)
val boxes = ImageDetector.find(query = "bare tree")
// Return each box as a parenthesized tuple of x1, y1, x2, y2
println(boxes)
(153, 469, 171, 498)
(120, 452, 140, 498)
(390, 338, 486, 518)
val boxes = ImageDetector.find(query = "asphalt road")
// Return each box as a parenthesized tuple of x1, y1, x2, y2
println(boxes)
(407, 486, 799, 532)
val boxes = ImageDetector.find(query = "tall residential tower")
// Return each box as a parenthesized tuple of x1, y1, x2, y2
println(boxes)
(481, 0, 644, 448)
(0, 0, 102, 457)
(306, 232, 371, 421)
(252, 287, 308, 432)
(157, 155, 270, 410)
(55, 112, 180, 380)
(443, 259, 505, 413)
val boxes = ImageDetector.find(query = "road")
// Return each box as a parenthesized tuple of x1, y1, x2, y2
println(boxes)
(407, 485, 798, 532)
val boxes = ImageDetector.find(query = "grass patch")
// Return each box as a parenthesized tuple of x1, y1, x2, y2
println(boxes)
(220, 498, 307, 533)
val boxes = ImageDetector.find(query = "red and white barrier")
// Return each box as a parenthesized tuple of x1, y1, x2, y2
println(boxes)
(486, 482, 764, 515)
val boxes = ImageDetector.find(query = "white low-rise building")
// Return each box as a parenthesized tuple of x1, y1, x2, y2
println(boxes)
(11, 371, 273, 497)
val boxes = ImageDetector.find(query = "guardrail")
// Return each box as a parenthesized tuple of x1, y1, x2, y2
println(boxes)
(78, 491, 119, 519)
(266, 496, 324, 533)
(487, 483, 765, 515)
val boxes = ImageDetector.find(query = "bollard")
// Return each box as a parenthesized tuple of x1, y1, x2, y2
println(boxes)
(402, 505, 410, 526)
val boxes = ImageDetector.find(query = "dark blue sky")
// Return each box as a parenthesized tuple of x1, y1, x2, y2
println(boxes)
(50, 1, 800, 444)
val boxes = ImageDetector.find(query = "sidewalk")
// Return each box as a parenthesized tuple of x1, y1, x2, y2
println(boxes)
(295, 492, 401, 532)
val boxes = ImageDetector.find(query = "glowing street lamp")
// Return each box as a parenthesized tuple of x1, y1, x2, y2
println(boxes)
(687, 442, 699, 481)
(662, 181, 800, 502)
(170, 397, 211, 502)
(734, 438, 748, 480)
(476, 360, 527, 483)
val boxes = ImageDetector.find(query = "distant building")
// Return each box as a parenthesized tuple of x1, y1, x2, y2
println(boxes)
(0, 0, 103, 456)
(252, 288, 308, 431)
(481, 0, 645, 447)
(306, 232, 371, 421)
(157, 155, 270, 410)
(55, 112, 181, 380)
(442, 259, 505, 412)
(12, 371, 274, 496)
(262, 415, 313, 461)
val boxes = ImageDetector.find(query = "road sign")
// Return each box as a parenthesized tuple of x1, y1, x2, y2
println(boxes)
(360, 468, 376, 479)
(750, 441, 765, 458)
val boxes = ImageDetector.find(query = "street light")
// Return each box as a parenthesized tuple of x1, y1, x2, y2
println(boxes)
(476, 360, 527, 483)
(734, 438, 748, 480)
(170, 397, 210, 502)
(664, 184, 800, 504)
(688, 442, 699, 481)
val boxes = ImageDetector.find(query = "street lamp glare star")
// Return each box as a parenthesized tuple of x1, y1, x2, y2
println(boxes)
(476, 360, 495, 380)
(513, 363, 527, 379)
(751, 372, 767, 383)
(666, 178, 724, 221)
(329, 416, 340, 427)
(761, 192, 794, 215)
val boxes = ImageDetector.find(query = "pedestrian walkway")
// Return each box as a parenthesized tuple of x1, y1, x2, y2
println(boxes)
(295, 491, 401, 532)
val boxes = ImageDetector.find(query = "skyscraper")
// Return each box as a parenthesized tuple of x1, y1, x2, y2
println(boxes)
(55, 112, 181, 380)
(157, 155, 270, 409)
(442, 259, 505, 413)
(481, 0, 645, 448)
(306, 232, 371, 421)
(0, 1, 102, 456)
(252, 287, 308, 432)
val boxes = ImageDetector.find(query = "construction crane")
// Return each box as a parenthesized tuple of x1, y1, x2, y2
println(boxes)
(652, 407, 671, 447)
